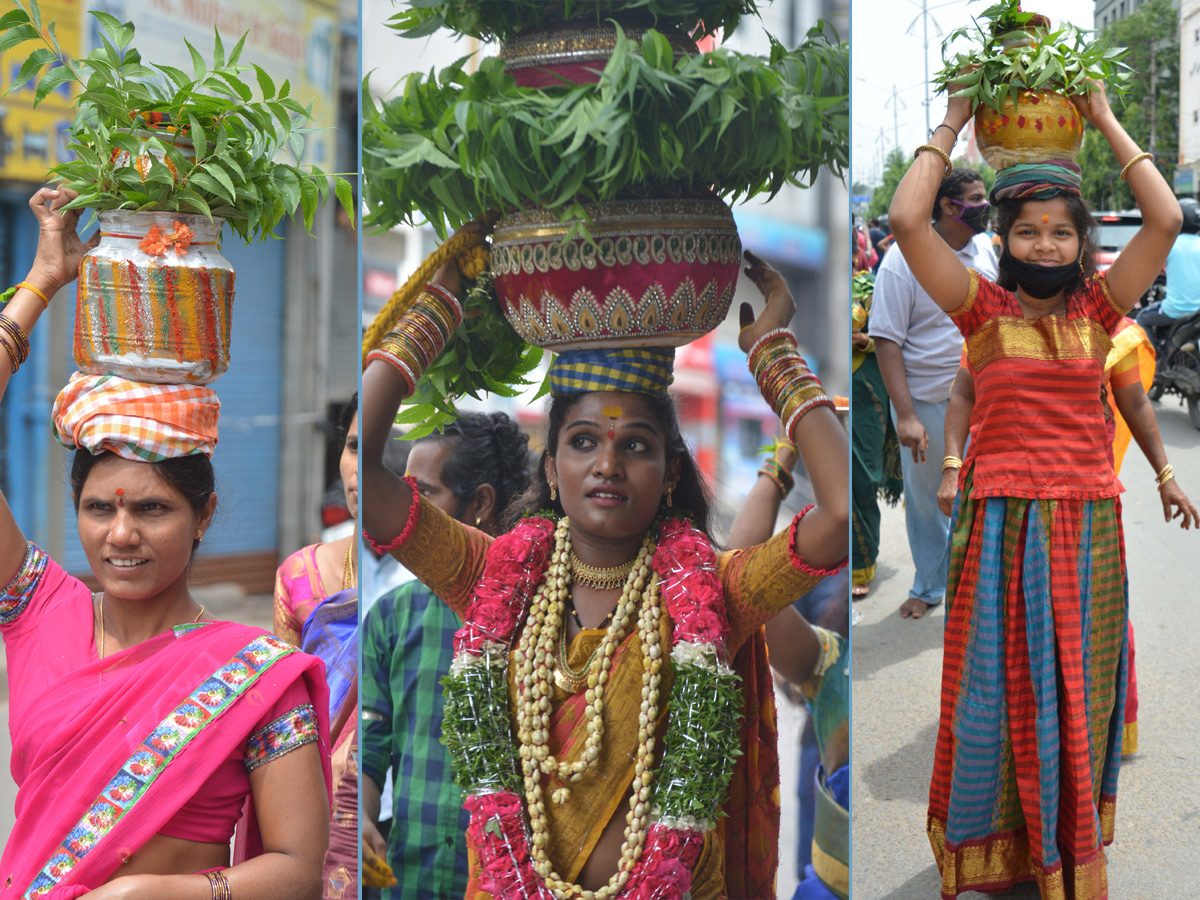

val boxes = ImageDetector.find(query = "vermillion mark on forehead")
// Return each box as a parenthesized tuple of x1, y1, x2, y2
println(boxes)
(115, 488, 125, 507)
(601, 405, 623, 440)
(1042, 215, 1049, 223)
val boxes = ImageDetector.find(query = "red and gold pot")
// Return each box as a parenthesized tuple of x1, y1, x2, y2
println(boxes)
(974, 90, 1083, 171)
(490, 196, 741, 351)
(500, 18, 698, 88)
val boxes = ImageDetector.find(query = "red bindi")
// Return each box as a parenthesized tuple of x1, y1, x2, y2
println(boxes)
(115, 488, 125, 508)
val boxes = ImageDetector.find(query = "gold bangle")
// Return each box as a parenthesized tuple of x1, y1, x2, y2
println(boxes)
(943, 455, 964, 471)
(1155, 462, 1175, 487)
(914, 144, 952, 177)
(16, 281, 50, 307)
(1120, 152, 1153, 182)
(0, 330, 21, 374)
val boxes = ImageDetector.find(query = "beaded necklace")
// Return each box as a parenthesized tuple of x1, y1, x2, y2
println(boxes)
(440, 514, 743, 900)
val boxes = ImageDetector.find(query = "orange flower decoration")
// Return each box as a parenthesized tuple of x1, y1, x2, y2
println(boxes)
(138, 222, 195, 257)
(139, 224, 169, 256)
(168, 221, 194, 254)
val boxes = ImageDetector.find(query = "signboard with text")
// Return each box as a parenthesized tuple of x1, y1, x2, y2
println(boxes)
(0, 0, 339, 184)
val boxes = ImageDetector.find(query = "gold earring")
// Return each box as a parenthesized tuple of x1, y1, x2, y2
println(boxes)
(550, 483, 557, 502)
(195, 532, 204, 542)
(475, 516, 482, 526)
(667, 486, 673, 508)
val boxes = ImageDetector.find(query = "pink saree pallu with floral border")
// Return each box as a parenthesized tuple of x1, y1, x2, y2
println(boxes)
(0, 546, 331, 899)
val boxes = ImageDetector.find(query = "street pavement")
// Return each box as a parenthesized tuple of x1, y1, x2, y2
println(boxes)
(852, 399, 1200, 899)
(0, 584, 274, 846)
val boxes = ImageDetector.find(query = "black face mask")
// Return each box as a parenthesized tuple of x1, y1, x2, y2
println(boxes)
(999, 247, 1082, 300)
(949, 198, 991, 234)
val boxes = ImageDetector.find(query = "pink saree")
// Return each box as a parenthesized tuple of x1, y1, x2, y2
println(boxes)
(0, 546, 331, 899)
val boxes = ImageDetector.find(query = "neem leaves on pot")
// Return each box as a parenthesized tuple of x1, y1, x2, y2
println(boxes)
(0, 0, 356, 244)
(932, 0, 1130, 116)
(387, 0, 760, 44)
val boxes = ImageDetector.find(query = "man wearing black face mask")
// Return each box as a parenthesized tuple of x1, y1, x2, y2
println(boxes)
(868, 169, 998, 619)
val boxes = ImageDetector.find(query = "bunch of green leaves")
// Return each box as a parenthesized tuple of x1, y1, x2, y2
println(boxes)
(363, 22, 848, 238)
(388, 0, 759, 43)
(852, 270, 875, 302)
(393, 272, 548, 439)
(934, 0, 1130, 115)
(652, 659, 743, 826)
(440, 658, 522, 794)
(0, 1, 353, 243)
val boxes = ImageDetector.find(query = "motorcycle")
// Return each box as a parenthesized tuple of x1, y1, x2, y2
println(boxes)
(1141, 305, 1200, 430)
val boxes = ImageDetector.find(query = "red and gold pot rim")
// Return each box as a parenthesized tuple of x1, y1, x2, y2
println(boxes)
(500, 19, 698, 76)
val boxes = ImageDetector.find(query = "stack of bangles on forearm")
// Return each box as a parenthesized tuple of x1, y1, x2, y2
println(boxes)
(943, 455, 964, 472)
(1156, 462, 1175, 487)
(365, 282, 464, 393)
(0, 313, 31, 374)
(748, 328, 834, 441)
(202, 870, 231, 900)
(759, 439, 798, 498)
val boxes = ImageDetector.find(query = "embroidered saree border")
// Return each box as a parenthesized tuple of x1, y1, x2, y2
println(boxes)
(966, 316, 1111, 373)
(928, 812, 1111, 900)
(948, 269, 981, 319)
(23, 631, 298, 898)
(244, 704, 320, 772)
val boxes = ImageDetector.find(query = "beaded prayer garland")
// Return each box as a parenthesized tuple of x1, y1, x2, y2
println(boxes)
(748, 328, 834, 442)
(440, 514, 743, 900)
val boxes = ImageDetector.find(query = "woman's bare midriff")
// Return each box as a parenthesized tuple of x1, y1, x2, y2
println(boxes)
(575, 783, 633, 890)
(104, 833, 229, 880)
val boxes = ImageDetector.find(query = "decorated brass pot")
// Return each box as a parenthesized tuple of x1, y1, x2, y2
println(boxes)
(490, 196, 741, 351)
(974, 90, 1083, 171)
(75, 211, 235, 385)
(500, 18, 698, 88)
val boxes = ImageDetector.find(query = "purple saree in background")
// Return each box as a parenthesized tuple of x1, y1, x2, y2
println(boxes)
(0, 547, 331, 899)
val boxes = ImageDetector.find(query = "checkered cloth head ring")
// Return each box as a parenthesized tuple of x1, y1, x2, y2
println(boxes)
(52, 372, 220, 461)
(548, 347, 675, 396)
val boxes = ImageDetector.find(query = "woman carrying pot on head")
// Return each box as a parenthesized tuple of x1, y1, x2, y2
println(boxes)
(0, 188, 331, 900)
(361, 230, 849, 900)
(889, 79, 1186, 899)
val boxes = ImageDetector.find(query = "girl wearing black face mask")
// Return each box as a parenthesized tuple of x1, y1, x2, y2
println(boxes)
(885, 78, 1189, 900)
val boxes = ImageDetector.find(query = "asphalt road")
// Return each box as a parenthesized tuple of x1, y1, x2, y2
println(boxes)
(852, 398, 1200, 900)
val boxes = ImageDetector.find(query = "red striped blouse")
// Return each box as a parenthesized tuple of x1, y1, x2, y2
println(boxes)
(951, 269, 1126, 499)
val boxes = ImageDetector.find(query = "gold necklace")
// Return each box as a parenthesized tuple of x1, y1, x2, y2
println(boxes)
(97, 593, 205, 660)
(569, 549, 637, 591)
(514, 520, 663, 899)
(341, 538, 357, 590)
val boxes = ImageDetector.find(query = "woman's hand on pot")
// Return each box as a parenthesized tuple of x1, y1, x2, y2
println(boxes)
(1070, 80, 1114, 128)
(942, 68, 977, 134)
(738, 250, 796, 353)
(27, 187, 99, 297)
(431, 215, 497, 298)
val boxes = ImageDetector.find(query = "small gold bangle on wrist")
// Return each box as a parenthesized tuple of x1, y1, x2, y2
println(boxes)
(914, 144, 952, 176)
(943, 455, 964, 472)
(1155, 462, 1175, 487)
(203, 870, 232, 900)
(16, 281, 50, 307)
(1120, 152, 1153, 182)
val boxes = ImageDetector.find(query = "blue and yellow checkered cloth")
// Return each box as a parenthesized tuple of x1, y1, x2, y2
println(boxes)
(548, 347, 675, 395)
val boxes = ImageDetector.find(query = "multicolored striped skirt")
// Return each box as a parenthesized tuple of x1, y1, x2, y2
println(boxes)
(928, 474, 1128, 900)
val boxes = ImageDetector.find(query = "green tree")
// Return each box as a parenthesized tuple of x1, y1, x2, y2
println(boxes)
(1083, 0, 1180, 209)
(866, 149, 909, 219)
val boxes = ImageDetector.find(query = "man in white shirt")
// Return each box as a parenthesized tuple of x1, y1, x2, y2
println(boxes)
(869, 169, 998, 618)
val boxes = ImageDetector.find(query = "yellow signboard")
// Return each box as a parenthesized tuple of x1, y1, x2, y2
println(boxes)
(0, 0, 82, 183)
(0, 0, 340, 184)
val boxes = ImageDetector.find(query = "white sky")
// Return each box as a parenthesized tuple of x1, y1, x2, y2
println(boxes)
(852, 0, 1099, 187)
